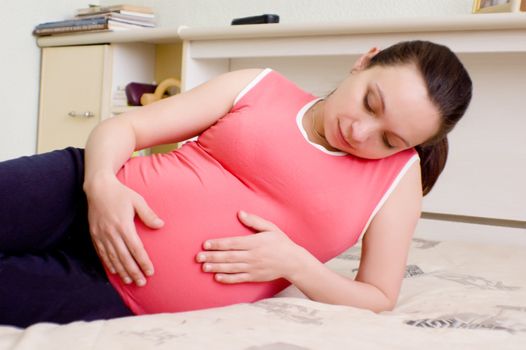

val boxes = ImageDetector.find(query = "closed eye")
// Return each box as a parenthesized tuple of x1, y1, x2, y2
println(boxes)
(382, 134, 395, 149)
(363, 92, 373, 113)
(365, 91, 395, 149)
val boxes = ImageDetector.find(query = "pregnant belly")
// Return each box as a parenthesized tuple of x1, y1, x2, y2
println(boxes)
(110, 154, 290, 314)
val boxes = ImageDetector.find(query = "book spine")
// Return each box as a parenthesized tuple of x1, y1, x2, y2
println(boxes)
(34, 17, 107, 29)
(75, 13, 155, 25)
(107, 19, 155, 27)
(33, 23, 108, 35)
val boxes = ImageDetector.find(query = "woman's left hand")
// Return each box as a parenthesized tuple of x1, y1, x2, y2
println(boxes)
(196, 211, 303, 284)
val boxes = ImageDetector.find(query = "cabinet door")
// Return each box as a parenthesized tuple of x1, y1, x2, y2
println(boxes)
(37, 45, 112, 153)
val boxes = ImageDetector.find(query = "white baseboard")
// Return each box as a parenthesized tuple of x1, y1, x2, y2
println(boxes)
(415, 217, 526, 247)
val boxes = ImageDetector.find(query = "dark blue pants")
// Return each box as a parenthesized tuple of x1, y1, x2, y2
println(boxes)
(0, 148, 132, 328)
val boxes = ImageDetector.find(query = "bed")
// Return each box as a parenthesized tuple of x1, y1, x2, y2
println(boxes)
(1, 237, 524, 350)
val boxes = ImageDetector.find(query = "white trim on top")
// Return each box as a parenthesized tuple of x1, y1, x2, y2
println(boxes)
(296, 98, 347, 157)
(232, 68, 272, 106)
(356, 153, 420, 242)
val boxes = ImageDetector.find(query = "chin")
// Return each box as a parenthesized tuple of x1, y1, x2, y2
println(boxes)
(347, 150, 386, 160)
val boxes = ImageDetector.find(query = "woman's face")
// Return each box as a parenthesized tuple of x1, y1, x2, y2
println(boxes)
(322, 62, 441, 159)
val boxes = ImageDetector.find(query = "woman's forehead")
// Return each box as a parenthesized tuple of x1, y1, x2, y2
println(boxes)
(369, 65, 440, 144)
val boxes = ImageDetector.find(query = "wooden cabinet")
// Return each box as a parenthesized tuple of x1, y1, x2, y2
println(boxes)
(36, 42, 181, 153)
(37, 45, 112, 152)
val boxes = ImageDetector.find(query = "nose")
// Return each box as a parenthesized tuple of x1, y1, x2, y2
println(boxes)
(351, 119, 378, 143)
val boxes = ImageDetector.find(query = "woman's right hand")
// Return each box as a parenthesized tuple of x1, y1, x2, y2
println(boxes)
(84, 173, 164, 286)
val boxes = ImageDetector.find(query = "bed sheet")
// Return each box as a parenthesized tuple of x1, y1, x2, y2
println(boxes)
(1, 238, 525, 350)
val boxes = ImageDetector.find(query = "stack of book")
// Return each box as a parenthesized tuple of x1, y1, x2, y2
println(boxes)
(112, 85, 129, 108)
(33, 4, 156, 36)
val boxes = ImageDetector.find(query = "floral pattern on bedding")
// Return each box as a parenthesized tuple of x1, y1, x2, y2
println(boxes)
(252, 300, 324, 325)
(411, 238, 441, 249)
(405, 309, 526, 334)
(429, 272, 521, 291)
(118, 327, 186, 346)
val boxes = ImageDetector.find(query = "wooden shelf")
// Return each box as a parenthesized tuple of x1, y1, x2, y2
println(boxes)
(37, 13, 526, 52)
(37, 26, 184, 47)
(179, 13, 526, 41)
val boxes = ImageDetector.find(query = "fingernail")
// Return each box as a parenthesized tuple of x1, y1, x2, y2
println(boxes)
(109, 268, 116, 274)
(197, 253, 206, 262)
(204, 241, 212, 250)
(145, 269, 154, 276)
(136, 278, 146, 287)
(203, 264, 211, 272)
(215, 274, 223, 281)
(123, 277, 132, 284)
(239, 210, 248, 218)
(154, 218, 164, 226)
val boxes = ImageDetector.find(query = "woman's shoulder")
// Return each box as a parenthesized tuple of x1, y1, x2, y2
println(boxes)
(226, 68, 295, 88)
(230, 68, 308, 107)
(222, 68, 269, 84)
(362, 159, 422, 243)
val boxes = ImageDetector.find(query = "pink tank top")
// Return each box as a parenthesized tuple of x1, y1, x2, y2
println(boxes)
(112, 69, 418, 315)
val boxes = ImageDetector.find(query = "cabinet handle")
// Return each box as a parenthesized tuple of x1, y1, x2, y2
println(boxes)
(68, 111, 95, 118)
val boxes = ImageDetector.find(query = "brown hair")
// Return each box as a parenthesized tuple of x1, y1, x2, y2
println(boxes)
(367, 40, 472, 195)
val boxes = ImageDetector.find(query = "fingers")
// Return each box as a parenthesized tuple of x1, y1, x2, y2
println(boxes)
(105, 231, 147, 286)
(114, 233, 148, 286)
(237, 210, 278, 232)
(196, 250, 249, 263)
(93, 239, 116, 274)
(122, 228, 155, 277)
(86, 180, 159, 287)
(104, 239, 135, 285)
(106, 195, 159, 284)
(199, 259, 253, 283)
(215, 273, 251, 284)
(92, 223, 151, 286)
(202, 262, 250, 274)
(134, 197, 164, 229)
(202, 211, 280, 251)
(196, 251, 253, 282)
(203, 235, 258, 251)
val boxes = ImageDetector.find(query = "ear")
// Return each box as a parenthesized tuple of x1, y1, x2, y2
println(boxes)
(351, 47, 380, 73)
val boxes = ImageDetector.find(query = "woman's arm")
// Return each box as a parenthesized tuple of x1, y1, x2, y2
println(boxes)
(84, 69, 265, 286)
(199, 161, 422, 312)
(290, 161, 422, 311)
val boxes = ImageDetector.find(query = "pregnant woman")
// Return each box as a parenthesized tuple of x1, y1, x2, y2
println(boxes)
(0, 40, 472, 327)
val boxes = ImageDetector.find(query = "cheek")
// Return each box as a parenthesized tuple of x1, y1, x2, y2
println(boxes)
(322, 105, 340, 131)
(327, 89, 358, 115)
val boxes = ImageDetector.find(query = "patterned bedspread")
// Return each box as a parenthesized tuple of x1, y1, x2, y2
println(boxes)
(1, 238, 525, 350)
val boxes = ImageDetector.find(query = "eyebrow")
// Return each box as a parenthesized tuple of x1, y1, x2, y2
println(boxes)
(373, 83, 411, 148)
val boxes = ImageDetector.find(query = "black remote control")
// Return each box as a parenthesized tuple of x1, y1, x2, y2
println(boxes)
(231, 14, 280, 25)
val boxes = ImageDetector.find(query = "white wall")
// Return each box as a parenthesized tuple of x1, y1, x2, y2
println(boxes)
(0, 0, 97, 161)
(102, 0, 474, 27)
(1, 0, 473, 160)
